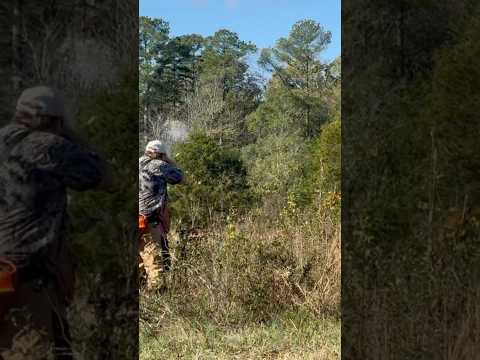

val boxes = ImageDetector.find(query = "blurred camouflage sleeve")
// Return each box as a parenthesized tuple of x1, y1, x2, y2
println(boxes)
(160, 162, 183, 185)
(38, 136, 104, 191)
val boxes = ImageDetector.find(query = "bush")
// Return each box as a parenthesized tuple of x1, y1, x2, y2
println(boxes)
(242, 133, 306, 215)
(141, 209, 340, 327)
(291, 119, 341, 214)
(67, 72, 138, 360)
(170, 132, 253, 228)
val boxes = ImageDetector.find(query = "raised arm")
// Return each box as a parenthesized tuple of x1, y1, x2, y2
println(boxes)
(59, 127, 116, 192)
(156, 154, 183, 185)
(35, 135, 107, 192)
(160, 161, 184, 185)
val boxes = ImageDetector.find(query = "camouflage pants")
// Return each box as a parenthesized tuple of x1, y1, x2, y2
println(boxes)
(0, 280, 72, 360)
(139, 207, 171, 290)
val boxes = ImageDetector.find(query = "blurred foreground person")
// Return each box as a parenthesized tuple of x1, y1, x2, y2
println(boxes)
(139, 140, 183, 290)
(0, 86, 112, 359)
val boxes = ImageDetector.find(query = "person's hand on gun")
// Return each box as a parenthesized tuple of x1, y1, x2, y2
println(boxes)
(161, 154, 174, 165)
(161, 153, 185, 184)
(61, 124, 117, 193)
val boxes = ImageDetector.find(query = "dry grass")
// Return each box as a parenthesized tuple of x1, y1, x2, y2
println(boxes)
(140, 205, 340, 359)
(140, 309, 340, 360)
(343, 209, 480, 359)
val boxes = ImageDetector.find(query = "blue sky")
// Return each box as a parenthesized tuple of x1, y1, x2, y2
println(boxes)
(140, 0, 340, 77)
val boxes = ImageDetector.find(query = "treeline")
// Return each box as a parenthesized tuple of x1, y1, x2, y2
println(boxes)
(343, 0, 480, 357)
(139, 16, 341, 333)
(139, 16, 341, 226)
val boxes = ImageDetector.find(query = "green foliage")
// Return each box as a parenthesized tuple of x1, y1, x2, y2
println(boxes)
(139, 18, 261, 149)
(139, 16, 170, 112)
(297, 119, 341, 217)
(245, 119, 341, 213)
(68, 71, 138, 359)
(145, 210, 340, 328)
(203, 29, 256, 58)
(140, 308, 339, 360)
(156, 34, 204, 106)
(71, 73, 137, 274)
(246, 78, 305, 138)
(242, 133, 305, 212)
(139, 17, 169, 66)
(256, 20, 334, 138)
(140, 16, 205, 136)
(259, 19, 332, 76)
(423, 18, 480, 196)
(138, 16, 341, 360)
(192, 29, 260, 147)
(341, 2, 480, 358)
(310, 119, 341, 195)
(416, 16, 480, 270)
(201, 29, 257, 91)
(190, 72, 262, 148)
(170, 132, 252, 228)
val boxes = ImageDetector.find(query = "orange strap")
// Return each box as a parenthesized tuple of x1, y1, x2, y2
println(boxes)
(139, 214, 147, 234)
(0, 259, 16, 294)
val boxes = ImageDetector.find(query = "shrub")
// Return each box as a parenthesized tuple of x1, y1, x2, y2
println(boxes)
(67, 73, 138, 360)
(142, 209, 340, 327)
(242, 133, 306, 215)
(292, 119, 341, 214)
(170, 131, 253, 228)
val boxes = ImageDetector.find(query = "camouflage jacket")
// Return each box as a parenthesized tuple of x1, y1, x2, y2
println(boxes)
(0, 123, 104, 269)
(139, 155, 183, 216)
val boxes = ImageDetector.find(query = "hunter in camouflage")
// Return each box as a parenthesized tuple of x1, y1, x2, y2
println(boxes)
(139, 140, 183, 289)
(0, 86, 111, 359)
